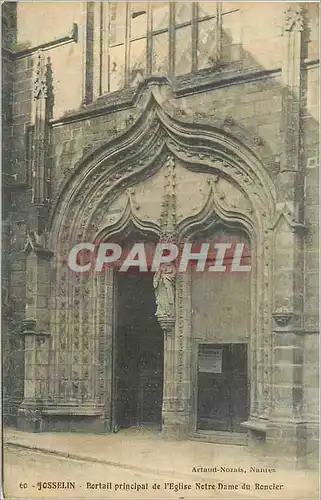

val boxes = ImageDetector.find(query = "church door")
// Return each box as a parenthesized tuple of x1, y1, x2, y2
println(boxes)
(112, 271, 164, 430)
(197, 343, 248, 433)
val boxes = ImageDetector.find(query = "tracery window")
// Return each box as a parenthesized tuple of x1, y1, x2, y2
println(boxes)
(89, 2, 241, 98)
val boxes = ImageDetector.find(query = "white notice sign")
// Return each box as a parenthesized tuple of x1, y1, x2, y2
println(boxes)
(198, 348, 222, 374)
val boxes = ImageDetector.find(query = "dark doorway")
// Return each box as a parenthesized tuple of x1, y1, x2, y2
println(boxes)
(197, 343, 248, 433)
(114, 272, 164, 430)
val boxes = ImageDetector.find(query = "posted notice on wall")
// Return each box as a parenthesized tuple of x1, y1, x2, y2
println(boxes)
(199, 348, 223, 374)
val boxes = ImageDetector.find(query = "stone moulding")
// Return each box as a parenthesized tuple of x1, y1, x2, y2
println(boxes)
(41, 406, 104, 416)
(49, 88, 275, 214)
(49, 67, 282, 126)
(241, 417, 268, 433)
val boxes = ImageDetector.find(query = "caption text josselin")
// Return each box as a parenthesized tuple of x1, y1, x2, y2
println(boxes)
(32, 480, 284, 493)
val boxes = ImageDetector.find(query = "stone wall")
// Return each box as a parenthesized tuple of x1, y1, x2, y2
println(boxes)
(2, 1, 25, 424)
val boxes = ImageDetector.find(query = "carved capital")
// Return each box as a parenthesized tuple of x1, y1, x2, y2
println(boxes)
(22, 319, 37, 335)
(272, 308, 294, 328)
(156, 316, 175, 337)
(22, 318, 50, 337)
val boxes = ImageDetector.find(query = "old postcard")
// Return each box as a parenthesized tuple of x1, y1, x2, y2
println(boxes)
(1, 1, 320, 499)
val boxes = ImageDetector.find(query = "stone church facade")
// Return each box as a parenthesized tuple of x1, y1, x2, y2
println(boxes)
(2, 2, 319, 469)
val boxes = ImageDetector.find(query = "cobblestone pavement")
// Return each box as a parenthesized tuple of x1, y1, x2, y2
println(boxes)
(3, 428, 319, 499)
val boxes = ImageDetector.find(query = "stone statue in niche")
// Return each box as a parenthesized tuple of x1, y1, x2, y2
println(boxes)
(153, 262, 176, 319)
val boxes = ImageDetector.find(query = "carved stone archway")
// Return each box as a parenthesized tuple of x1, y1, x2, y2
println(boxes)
(20, 85, 278, 441)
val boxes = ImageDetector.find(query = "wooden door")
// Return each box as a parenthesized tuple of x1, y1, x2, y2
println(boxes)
(197, 343, 248, 432)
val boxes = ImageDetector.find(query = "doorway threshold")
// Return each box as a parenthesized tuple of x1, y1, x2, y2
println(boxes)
(118, 425, 162, 437)
(190, 430, 248, 446)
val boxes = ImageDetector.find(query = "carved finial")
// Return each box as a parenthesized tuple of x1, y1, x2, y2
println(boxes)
(270, 203, 308, 234)
(34, 51, 48, 100)
(159, 155, 177, 242)
(284, 5, 304, 32)
(208, 175, 226, 200)
(126, 188, 140, 211)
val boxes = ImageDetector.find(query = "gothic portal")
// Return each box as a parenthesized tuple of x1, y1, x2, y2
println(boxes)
(17, 91, 283, 445)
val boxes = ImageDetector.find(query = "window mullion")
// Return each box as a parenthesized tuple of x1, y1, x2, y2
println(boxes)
(99, 1, 104, 95)
(101, 1, 109, 93)
(191, 2, 198, 72)
(84, 1, 94, 104)
(124, 2, 130, 87)
(81, 2, 88, 105)
(168, 1, 175, 77)
(216, 2, 222, 61)
(92, 1, 103, 99)
(146, 3, 152, 76)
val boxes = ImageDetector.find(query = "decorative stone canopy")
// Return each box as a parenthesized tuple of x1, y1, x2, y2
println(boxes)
(48, 85, 277, 248)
